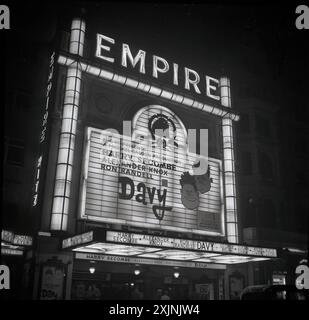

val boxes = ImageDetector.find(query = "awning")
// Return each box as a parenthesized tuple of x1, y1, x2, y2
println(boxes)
(62, 230, 278, 266)
(1, 230, 33, 256)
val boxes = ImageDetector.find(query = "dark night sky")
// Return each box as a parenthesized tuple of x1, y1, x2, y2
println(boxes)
(6, 1, 309, 114)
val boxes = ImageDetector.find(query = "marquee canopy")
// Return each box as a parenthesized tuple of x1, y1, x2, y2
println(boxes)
(62, 230, 278, 265)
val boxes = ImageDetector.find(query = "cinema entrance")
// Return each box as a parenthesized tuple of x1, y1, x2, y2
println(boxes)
(71, 258, 226, 300)
(62, 229, 278, 300)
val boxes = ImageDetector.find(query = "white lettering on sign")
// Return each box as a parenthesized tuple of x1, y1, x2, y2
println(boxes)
(32, 155, 42, 207)
(40, 52, 55, 144)
(13, 235, 32, 246)
(32, 52, 55, 208)
(95, 33, 115, 63)
(62, 231, 94, 249)
(153, 55, 169, 78)
(206, 76, 220, 101)
(184, 67, 201, 94)
(95, 33, 220, 101)
(1, 230, 14, 243)
(1, 248, 23, 256)
(121, 43, 146, 74)
(1, 230, 33, 246)
(106, 231, 278, 258)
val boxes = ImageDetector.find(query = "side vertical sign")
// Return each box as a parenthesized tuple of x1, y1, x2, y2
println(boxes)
(32, 52, 56, 210)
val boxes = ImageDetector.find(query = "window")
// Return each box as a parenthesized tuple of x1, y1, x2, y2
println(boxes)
(5, 139, 24, 167)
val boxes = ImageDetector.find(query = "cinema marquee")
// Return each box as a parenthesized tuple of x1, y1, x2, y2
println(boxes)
(32, 17, 279, 300)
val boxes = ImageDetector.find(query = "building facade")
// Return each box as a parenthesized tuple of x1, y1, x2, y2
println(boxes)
(2, 5, 307, 300)
(31, 15, 278, 300)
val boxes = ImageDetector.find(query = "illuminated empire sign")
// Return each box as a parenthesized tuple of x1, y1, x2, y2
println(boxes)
(95, 34, 221, 101)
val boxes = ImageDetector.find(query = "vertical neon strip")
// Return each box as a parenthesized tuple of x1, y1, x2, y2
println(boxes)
(219, 77, 231, 108)
(69, 18, 85, 56)
(220, 77, 238, 243)
(50, 18, 85, 231)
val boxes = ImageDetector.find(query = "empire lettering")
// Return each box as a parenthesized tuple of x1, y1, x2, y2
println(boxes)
(95, 33, 220, 101)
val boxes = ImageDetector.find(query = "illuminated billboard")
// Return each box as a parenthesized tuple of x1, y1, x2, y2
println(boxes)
(80, 105, 225, 236)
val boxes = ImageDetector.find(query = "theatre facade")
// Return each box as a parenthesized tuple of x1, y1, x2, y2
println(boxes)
(30, 16, 279, 300)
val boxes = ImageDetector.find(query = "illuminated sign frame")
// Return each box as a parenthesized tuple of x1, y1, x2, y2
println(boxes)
(79, 123, 226, 237)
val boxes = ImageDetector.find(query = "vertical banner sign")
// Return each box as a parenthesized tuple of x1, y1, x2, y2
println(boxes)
(32, 52, 56, 209)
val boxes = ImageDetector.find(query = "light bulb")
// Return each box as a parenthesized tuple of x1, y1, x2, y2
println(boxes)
(173, 272, 180, 278)
(134, 269, 141, 276)
(89, 267, 95, 274)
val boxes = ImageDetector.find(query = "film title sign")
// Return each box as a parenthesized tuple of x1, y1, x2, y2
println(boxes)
(1, 230, 32, 246)
(106, 231, 278, 258)
(80, 107, 224, 235)
(62, 231, 94, 249)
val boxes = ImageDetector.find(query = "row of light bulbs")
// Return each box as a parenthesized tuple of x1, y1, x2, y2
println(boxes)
(89, 266, 180, 278)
